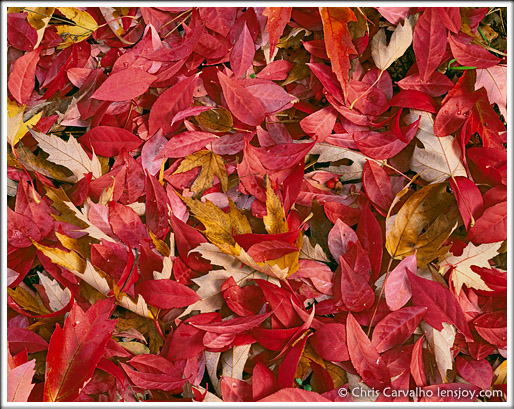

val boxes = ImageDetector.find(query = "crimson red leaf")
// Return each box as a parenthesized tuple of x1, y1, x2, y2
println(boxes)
(163, 131, 218, 159)
(7, 327, 49, 354)
(467, 201, 507, 244)
(384, 255, 415, 311)
(449, 176, 484, 231)
(413, 8, 448, 82)
(230, 23, 255, 78)
(473, 312, 507, 347)
(80, 126, 142, 157)
(91, 68, 156, 101)
(456, 356, 493, 390)
(278, 336, 307, 389)
(191, 310, 272, 334)
(448, 34, 501, 69)
(247, 240, 298, 262)
(336, 253, 374, 312)
(346, 313, 391, 390)
(300, 106, 337, 142)
(108, 201, 148, 249)
(252, 361, 278, 401)
(388, 90, 437, 113)
(310, 323, 349, 362)
(327, 219, 358, 260)
(43, 299, 117, 402)
(135, 279, 200, 309)
(221, 377, 252, 402)
(371, 306, 427, 353)
(410, 334, 426, 387)
(7, 13, 38, 52)
(8, 46, 41, 104)
(362, 160, 393, 214)
(253, 142, 314, 171)
(263, 7, 292, 58)
(259, 388, 331, 402)
(218, 71, 265, 126)
(222, 276, 264, 317)
(121, 363, 186, 393)
(407, 270, 473, 341)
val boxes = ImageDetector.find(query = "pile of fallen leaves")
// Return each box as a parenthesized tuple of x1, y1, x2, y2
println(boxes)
(6, 6, 507, 403)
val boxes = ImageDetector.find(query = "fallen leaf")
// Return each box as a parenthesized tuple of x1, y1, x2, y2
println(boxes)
(55, 7, 98, 48)
(371, 17, 413, 71)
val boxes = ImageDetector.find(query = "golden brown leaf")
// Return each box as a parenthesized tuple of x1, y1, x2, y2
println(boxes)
(173, 150, 228, 197)
(31, 240, 86, 274)
(43, 185, 88, 228)
(263, 179, 288, 235)
(55, 231, 91, 260)
(8, 287, 51, 316)
(149, 231, 170, 257)
(116, 316, 164, 354)
(385, 182, 459, 266)
(196, 106, 233, 133)
(183, 197, 252, 256)
(55, 7, 98, 48)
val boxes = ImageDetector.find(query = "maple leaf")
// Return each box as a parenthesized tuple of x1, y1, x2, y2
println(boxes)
(420, 321, 456, 383)
(438, 242, 500, 294)
(173, 150, 228, 197)
(371, 16, 413, 71)
(7, 99, 42, 147)
(29, 128, 102, 181)
(36, 272, 72, 312)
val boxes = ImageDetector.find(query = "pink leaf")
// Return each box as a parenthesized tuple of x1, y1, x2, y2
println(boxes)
(91, 68, 157, 101)
(163, 131, 218, 158)
(384, 255, 415, 311)
(327, 219, 358, 260)
(230, 23, 255, 78)
(310, 323, 349, 362)
(448, 34, 501, 69)
(8, 359, 36, 402)
(8, 47, 41, 104)
(300, 106, 337, 142)
(456, 356, 493, 390)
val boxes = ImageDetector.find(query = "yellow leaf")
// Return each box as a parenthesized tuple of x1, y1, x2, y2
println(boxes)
(385, 182, 459, 266)
(43, 185, 89, 228)
(7, 99, 24, 147)
(196, 106, 233, 133)
(173, 150, 228, 197)
(56, 7, 98, 48)
(31, 240, 86, 274)
(8, 287, 51, 316)
(263, 178, 288, 235)
(55, 231, 91, 260)
(183, 196, 251, 256)
(439, 242, 500, 294)
(149, 231, 170, 257)
(493, 360, 507, 385)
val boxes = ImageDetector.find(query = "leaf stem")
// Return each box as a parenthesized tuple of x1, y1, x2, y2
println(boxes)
(349, 69, 384, 110)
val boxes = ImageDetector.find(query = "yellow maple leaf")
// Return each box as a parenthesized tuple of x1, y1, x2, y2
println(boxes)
(173, 150, 228, 198)
(31, 240, 86, 274)
(56, 7, 98, 48)
(8, 287, 51, 316)
(263, 178, 289, 235)
(7, 99, 42, 147)
(183, 196, 251, 256)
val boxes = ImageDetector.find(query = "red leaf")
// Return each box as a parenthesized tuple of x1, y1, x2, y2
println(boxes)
(353, 130, 411, 160)
(43, 299, 117, 402)
(336, 252, 374, 312)
(277, 336, 307, 388)
(455, 356, 493, 390)
(91, 68, 156, 101)
(407, 270, 473, 341)
(256, 60, 293, 80)
(388, 90, 438, 113)
(397, 71, 454, 97)
(7, 13, 38, 52)
(410, 334, 426, 387)
(8, 47, 41, 104)
(356, 202, 384, 281)
(244, 81, 296, 115)
(300, 106, 337, 142)
(170, 214, 211, 273)
(258, 388, 331, 402)
(449, 176, 484, 231)
(252, 361, 278, 401)
(80, 126, 142, 157)
(473, 311, 507, 347)
(310, 361, 334, 393)
(346, 313, 391, 390)
(371, 306, 427, 353)
(413, 8, 448, 82)
(230, 23, 255, 78)
(247, 240, 298, 262)
(448, 34, 501, 69)
(384, 255, 415, 311)
(7, 327, 49, 354)
(222, 276, 264, 317)
(191, 310, 272, 334)
(135, 279, 200, 309)
(253, 142, 314, 171)
(263, 7, 292, 58)
(145, 173, 170, 239)
(319, 7, 357, 96)
(310, 323, 349, 362)
(362, 160, 393, 214)
(467, 201, 506, 244)
(327, 219, 358, 260)
(218, 71, 265, 126)
(199, 7, 236, 37)
(163, 131, 218, 159)
(221, 377, 252, 402)
(148, 74, 198, 136)
(121, 363, 186, 393)
(440, 7, 462, 33)
(108, 201, 148, 249)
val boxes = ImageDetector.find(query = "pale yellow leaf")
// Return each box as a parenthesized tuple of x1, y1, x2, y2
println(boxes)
(309, 142, 367, 181)
(439, 242, 500, 294)
(36, 272, 71, 311)
(221, 344, 251, 380)
(29, 128, 102, 180)
(25, 7, 55, 47)
(406, 110, 467, 183)
(371, 17, 413, 71)
(421, 321, 456, 382)
(263, 178, 288, 235)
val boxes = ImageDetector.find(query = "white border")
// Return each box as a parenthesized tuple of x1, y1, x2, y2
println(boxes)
(1, 2, 512, 408)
